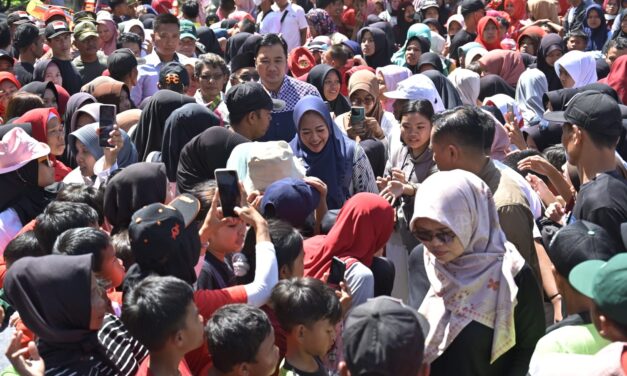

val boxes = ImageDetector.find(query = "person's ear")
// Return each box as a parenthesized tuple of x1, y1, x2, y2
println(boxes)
(297, 324, 306, 342)
(236, 362, 249, 376)
(279, 264, 291, 279)
(150, 32, 155, 42)
(572, 125, 583, 145)
(447, 144, 460, 162)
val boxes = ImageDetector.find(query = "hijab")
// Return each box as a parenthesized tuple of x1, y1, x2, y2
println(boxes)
(448, 68, 481, 106)
(60, 93, 95, 165)
(225, 32, 251, 64)
(478, 50, 526, 87)
(515, 68, 549, 124)
(0, 72, 21, 117)
(176, 127, 249, 194)
(543, 82, 619, 111)
(69, 122, 138, 170)
(131, 90, 195, 162)
(32, 59, 56, 83)
(479, 74, 516, 101)
(527, 0, 559, 24)
(20, 81, 59, 110)
(410, 170, 525, 364)
(599, 55, 627, 105)
(196, 27, 223, 56)
(517, 26, 546, 56)
(421, 70, 463, 110)
(394, 1, 416, 45)
(15, 108, 66, 172)
(476, 16, 503, 51)
(536, 33, 564, 91)
(357, 27, 393, 69)
(375, 65, 412, 112)
(307, 64, 352, 116)
(54, 84, 69, 117)
(392, 23, 432, 66)
(417, 52, 445, 73)
(290, 96, 355, 210)
(4, 254, 118, 373)
(97, 17, 119, 56)
(162, 103, 219, 182)
(505, 0, 527, 26)
(584, 4, 609, 51)
(554, 50, 598, 88)
(306, 8, 337, 36)
(303, 192, 394, 279)
(347, 70, 385, 123)
(64, 102, 102, 168)
(91, 80, 132, 110)
(104, 162, 168, 235)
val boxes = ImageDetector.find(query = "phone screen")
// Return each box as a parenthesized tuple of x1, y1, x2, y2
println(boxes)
(99, 105, 116, 147)
(328, 256, 346, 286)
(214, 169, 240, 218)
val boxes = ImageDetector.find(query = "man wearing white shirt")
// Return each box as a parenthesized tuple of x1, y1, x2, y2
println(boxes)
(256, 0, 281, 34)
(271, 0, 307, 53)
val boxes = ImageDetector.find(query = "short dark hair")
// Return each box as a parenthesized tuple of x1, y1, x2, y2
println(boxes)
(52, 227, 110, 272)
(122, 276, 194, 351)
(567, 29, 589, 42)
(271, 277, 342, 332)
(565, 122, 621, 149)
(189, 180, 217, 223)
(398, 99, 434, 122)
(255, 33, 287, 58)
(195, 53, 229, 77)
(4, 231, 45, 266)
(116, 32, 143, 50)
(34, 201, 100, 253)
(206, 304, 273, 373)
(431, 106, 491, 154)
(205, 13, 220, 26)
(543, 144, 567, 171)
(239, 18, 256, 34)
(328, 44, 349, 64)
(269, 219, 303, 272)
(112, 229, 134, 271)
(5, 92, 45, 120)
(56, 183, 105, 225)
(502, 149, 549, 183)
(153, 13, 180, 32)
(0, 22, 10, 49)
(181, 0, 199, 18)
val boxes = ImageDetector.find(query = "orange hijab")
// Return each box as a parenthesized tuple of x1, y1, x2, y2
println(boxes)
(475, 16, 503, 51)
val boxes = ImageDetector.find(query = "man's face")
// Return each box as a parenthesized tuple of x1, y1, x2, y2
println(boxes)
(0, 59, 13, 72)
(32, 35, 46, 58)
(606, 47, 627, 67)
(48, 33, 72, 57)
(230, 67, 259, 86)
(255, 44, 287, 90)
(561, 123, 581, 165)
(198, 64, 226, 100)
(252, 108, 272, 139)
(178, 37, 196, 57)
(567, 36, 587, 51)
(152, 23, 180, 58)
(74, 35, 99, 58)
(326, 0, 343, 17)
(430, 134, 458, 171)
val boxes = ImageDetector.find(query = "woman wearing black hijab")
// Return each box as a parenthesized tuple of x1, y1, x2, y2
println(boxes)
(307, 64, 351, 117)
(542, 83, 619, 111)
(357, 26, 394, 69)
(4, 254, 121, 374)
(19, 81, 59, 111)
(422, 70, 463, 110)
(176, 127, 249, 194)
(130, 90, 195, 162)
(162, 103, 219, 182)
(478, 74, 516, 102)
(196, 26, 223, 56)
(535, 33, 564, 91)
(225, 32, 252, 64)
(417, 52, 445, 73)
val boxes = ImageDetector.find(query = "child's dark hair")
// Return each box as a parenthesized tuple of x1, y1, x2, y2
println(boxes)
(502, 149, 549, 183)
(56, 183, 105, 225)
(153, 13, 180, 32)
(4, 231, 45, 266)
(181, 0, 199, 19)
(271, 277, 342, 332)
(328, 44, 349, 64)
(111, 229, 134, 271)
(121, 275, 194, 351)
(52, 227, 110, 272)
(398, 99, 434, 122)
(34, 201, 100, 253)
(543, 144, 567, 171)
(206, 304, 273, 373)
(117, 32, 143, 50)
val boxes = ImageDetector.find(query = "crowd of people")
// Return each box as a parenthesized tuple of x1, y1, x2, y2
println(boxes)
(0, 0, 626, 374)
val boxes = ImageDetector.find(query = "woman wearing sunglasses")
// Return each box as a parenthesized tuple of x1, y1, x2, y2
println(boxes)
(409, 169, 545, 376)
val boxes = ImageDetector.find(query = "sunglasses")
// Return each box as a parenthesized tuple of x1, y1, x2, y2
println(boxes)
(412, 229, 456, 244)
(37, 155, 52, 167)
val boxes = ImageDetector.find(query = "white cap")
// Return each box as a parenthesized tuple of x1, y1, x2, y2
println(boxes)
(383, 74, 446, 112)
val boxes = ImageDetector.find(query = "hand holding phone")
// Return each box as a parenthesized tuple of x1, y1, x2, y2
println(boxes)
(350, 106, 365, 133)
(327, 256, 346, 286)
(214, 169, 240, 217)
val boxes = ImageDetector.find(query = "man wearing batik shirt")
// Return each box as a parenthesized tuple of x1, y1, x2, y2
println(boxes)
(255, 33, 320, 142)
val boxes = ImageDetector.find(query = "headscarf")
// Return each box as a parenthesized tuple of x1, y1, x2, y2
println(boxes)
(104, 162, 168, 235)
(543, 82, 619, 111)
(446, 15, 465, 43)
(515, 68, 549, 124)
(303, 192, 394, 279)
(162, 103, 219, 182)
(475, 16, 503, 51)
(290, 96, 355, 210)
(610, 8, 627, 40)
(421, 70, 464, 110)
(357, 27, 393, 69)
(517, 26, 546, 56)
(288, 47, 316, 78)
(479, 74, 516, 101)
(370, 22, 397, 60)
(196, 27, 223, 56)
(554, 50, 598, 88)
(410, 170, 525, 364)
(4, 254, 118, 372)
(375, 65, 412, 112)
(478, 50, 526, 87)
(0, 72, 21, 117)
(448, 68, 481, 106)
(394, 2, 416, 45)
(599, 55, 627, 105)
(347, 70, 385, 124)
(505, 0, 527, 26)
(527, 0, 559, 24)
(54, 85, 69, 117)
(536, 33, 564, 91)
(20, 81, 59, 111)
(69, 123, 137, 170)
(122, 19, 145, 38)
(60, 93, 95, 166)
(32, 59, 56, 83)
(306, 8, 337, 36)
(392, 23, 432, 66)
(603, 0, 622, 21)
(417, 52, 445, 73)
(583, 4, 609, 51)
(91, 80, 132, 110)
(81, 76, 118, 95)
(65, 102, 102, 168)
(97, 13, 119, 56)
(307, 64, 352, 116)
(176, 127, 249, 194)
(225, 32, 251, 64)
(130, 90, 195, 162)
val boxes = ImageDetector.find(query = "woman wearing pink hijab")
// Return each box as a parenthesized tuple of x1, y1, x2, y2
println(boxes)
(375, 65, 412, 112)
(97, 11, 118, 56)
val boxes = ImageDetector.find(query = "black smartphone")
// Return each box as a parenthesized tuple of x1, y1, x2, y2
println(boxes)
(214, 169, 240, 218)
(99, 104, 116, 147)
(327, 256, 346, 286)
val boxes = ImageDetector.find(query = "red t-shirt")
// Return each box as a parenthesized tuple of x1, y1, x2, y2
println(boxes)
(135, 356, 192, 376)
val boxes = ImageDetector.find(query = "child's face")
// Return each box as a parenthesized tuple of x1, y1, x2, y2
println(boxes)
(45, 62, 63, 86)
(179, 301, 205, 352)
(100, 244, 126, 289)
(301, 319, 337, 357)
(209, 218, 246, 254)
(248, 329, 279, 376)
(567, 36, 586, 51)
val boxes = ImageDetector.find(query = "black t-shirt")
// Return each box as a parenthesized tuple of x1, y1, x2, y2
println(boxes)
(281, 357, 328, 376)
(52, 57, 82, 95)
(570, 170, 627, 250)
(13, 61, 34, 86)
(449, 29, 477, 64)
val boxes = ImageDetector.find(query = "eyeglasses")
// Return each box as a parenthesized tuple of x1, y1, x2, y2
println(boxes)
(351, 96, 375, 106)
(412, 229, 456, 244)
(37, 155, 52, 167)
(199, 73, 226, 81)
(236, 73, 260, 82)
(47, 126, 64, 138)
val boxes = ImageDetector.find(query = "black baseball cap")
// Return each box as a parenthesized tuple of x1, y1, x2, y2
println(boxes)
(7, 11, 31, 26)
(225, 82, 285, 115)
(0, 50, 13, 67)
(158, 61, 190, 90)
(129, 194, 201, 266)
(343, 296, 429, 376)
(543, 91, 623, 137)
(461, 0, 485, 16)
(14, 23, 42, 50)
(45, 21, 71, 40)
(107, 48, 145, 78)
(548, 220, 619, 278)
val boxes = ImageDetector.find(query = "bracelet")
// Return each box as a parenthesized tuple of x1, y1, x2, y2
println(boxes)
(549, 293, 561, 302)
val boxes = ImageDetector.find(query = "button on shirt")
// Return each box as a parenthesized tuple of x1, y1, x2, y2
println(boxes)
(130, 51, 190, 106)
(271, 2, 308, 53)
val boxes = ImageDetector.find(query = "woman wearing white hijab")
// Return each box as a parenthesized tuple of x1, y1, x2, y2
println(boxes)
(448, 68, 481, 106)
(409, 170, 544, 376)
(515, 68, 549, 126)
(554, 50, 598, 88)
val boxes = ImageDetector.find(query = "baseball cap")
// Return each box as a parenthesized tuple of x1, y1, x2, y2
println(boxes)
(7, 11, 31, 26)
(73, 10, 97, 25)
(45, 21, 71, 40)
(179, 19, 197, 41)
(225, 82, 285, 115)
(44, 7, 69, 24)
(14, 24, 42, 50)
(569, 253, 627, 326)
(73, 21, 99, 42)
(0, 50, 14, 67)
(129, 194, 201, 266)
(543, 91, 623, 137)
(307, 40, 328, 53)
(261, 178, 320, 229)
(461, 0, 485, 16)
(548, 220, 619, 278)
(158, 61, 190, 89)
(343, 296, 430, 376)
(383, 74, 443, 108)
(244, 141, 306, 194)
(420, 0, 439, 10)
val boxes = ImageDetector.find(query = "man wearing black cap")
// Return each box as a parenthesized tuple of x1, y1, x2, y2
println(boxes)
(45, 21, 82, 94)
(225, 82, 285, 140)
(107, 48, 141, 92)
(545, 91, 627, 247)
(0, 50, 13, 73)
(7, 11, 32, 59)
(158, 61, 190, 93)
(13, 23, 44, 85)
(449, 0, 485, 64)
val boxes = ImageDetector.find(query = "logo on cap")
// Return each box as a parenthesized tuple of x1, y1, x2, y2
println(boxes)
(52, 21, 67, 30)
